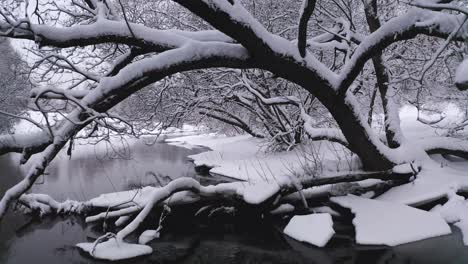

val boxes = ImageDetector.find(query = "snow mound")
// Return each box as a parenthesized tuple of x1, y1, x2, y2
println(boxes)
(283, 213, 335, 247)
(332, 195, 451, 246)
(77, 239, 152, 261)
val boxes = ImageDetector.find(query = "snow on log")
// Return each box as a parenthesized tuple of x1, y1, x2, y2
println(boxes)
(331, 195, 451, 246)
(88, 186, 156, 209)
(0, 133, 51, 156)
(283, 213, 335, 247)
(377, 162, 468, 206)
(18, 193, 87, 216)
(417, 136, 468, 160)
(138, 230, 160, 245)
(76, 239, 153, 261)
(241, 182, 281, 204)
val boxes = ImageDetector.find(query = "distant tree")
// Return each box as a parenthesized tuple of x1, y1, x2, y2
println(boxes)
(0, 37, 28, 133)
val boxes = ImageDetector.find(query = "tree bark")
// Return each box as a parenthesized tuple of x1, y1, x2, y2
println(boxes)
(327, 95, 394, 170)
(363, 0, 403, 148)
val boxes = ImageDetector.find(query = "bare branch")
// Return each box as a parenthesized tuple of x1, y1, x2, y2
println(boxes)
(298, 0, 316, 57)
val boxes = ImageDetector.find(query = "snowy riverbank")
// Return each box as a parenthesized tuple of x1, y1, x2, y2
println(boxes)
(163, 105, 468, 247)
(12, 105, 468, 260)
(166, 134, 360, 182)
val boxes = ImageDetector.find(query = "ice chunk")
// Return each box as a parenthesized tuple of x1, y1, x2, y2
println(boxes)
(332, 195, 451, 246)
(283, 213, 335, 247)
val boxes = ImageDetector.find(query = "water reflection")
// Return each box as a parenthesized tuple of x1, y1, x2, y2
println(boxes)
(1, 212, 468, 264)
(25, 139, 207, 201)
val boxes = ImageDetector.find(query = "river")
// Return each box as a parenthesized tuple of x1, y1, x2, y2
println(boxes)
(0, 137, 467, 264)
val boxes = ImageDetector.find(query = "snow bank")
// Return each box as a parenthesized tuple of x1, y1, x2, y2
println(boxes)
(283, 213, 335, 247)
(77, 239, 152, 261)
(332, 195, 451, 246)
(168, 134, 291, 182)
(376, 106, 468, 206)
(166, 133, 251, 150)
(167, 134, 359, 182)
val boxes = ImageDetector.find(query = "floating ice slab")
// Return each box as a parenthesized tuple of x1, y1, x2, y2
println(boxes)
(283, 213, 335, 247)
(332, 195, 451, 246)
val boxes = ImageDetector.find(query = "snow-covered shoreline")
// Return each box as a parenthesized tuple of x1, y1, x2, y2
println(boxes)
(166, 133, 360, 183)
(163, 106, 468, 248)
(13, 106, 468, 260)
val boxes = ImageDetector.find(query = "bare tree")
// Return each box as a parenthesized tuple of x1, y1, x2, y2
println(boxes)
(0, 37, 28, 133)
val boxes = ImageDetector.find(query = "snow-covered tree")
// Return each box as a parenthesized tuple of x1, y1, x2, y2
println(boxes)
(3, 0, 468, 258)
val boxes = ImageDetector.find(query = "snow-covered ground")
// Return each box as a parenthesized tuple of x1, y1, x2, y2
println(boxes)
(165, 105, 468, 247)
(166, 106, 468, 197)
(166, 134, 359, 182)
(375, 105, 468, 207)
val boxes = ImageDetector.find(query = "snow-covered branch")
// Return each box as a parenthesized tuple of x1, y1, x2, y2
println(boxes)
(0, 132, 51, 156)
(0, 18, 233, 51)
(0, 39, 256, 219)
(337, 7, 467, 94)
(173, 0, 338, 92)
(18, 193, 88, 216)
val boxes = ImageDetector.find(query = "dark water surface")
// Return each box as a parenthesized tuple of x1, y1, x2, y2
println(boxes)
(0, 138, 468, 264)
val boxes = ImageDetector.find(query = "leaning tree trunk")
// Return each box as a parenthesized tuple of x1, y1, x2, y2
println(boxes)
(328, 95, 395, 170)
(264, 56, 396, 171)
